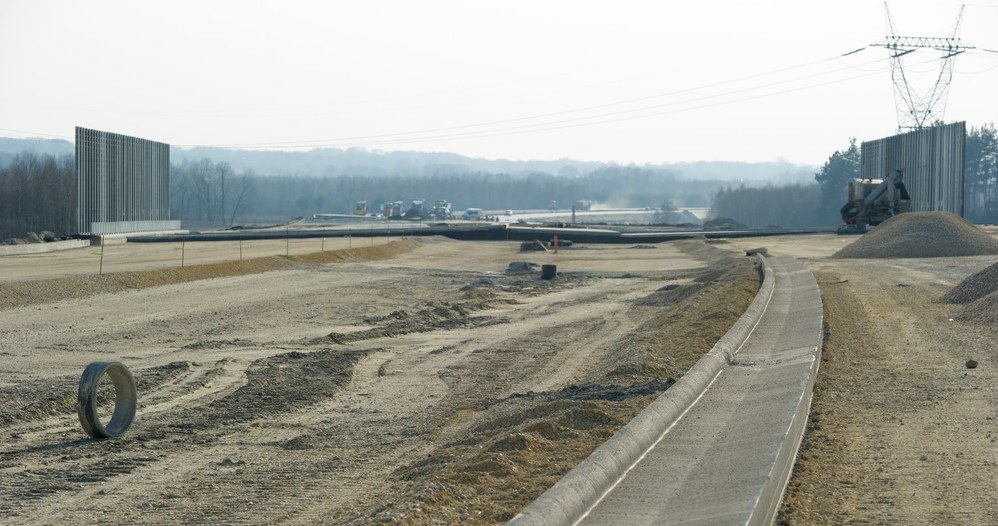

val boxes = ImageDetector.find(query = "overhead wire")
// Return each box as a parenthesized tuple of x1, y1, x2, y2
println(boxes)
(0, 127, 73, 140)
(184, 48, 881, 149)
(245, 53, 964, 149)
(7, 45, 986, 148)
(289, 69, 892, 148)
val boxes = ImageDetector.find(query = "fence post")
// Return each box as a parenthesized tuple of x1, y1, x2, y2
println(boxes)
(181, 241, 185, 268)
(99, 241, 105, 275)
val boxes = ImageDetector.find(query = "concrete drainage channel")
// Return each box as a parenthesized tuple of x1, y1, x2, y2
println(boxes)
(510, 255, 823, 526)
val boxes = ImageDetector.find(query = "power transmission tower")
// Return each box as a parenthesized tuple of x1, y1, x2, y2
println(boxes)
(872, 2, 974, 130)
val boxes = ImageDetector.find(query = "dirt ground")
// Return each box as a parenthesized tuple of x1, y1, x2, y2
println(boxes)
(0, 236, 759, 524)
(3, 232, 995, 525)
(725, 235, 998, 526)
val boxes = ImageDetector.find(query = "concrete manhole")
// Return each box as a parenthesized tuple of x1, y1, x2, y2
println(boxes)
(77, 361, 137, 439)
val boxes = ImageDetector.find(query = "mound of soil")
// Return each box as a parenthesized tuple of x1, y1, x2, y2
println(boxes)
(506, 261, 537, 273)
(370, 245, 762, 523)
(703, 216, 747, 229)
(831, 212, 998, 259)
(940, 260, 998, 303)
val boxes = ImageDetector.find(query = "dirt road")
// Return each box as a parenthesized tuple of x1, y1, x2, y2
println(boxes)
(732, 234, 997, 525)
(0, 237, 759, 524)
(778, 256, 998, 525)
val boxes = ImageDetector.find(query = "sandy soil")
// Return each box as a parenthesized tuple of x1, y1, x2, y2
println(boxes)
(6, 231, 991, 524)
(776, 256, 998, 525)
(728, 237, 998, 525)
(0, 236, 376, 282)
(0, 237, 759, 524)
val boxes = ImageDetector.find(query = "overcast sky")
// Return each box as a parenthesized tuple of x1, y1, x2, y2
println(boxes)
(2, 0, 997, 165)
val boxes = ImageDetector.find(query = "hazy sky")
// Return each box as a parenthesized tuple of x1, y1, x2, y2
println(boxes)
(2, 0, 997, 165)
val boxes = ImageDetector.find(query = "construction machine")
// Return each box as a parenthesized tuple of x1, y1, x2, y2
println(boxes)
(430, 199, 453, 220)
(402, 199, 430, 220)
(837, 169, 911, 234)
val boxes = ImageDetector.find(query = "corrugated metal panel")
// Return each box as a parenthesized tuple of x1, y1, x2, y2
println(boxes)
(861, 122, 966, 215)
(75, 127, 171, 234)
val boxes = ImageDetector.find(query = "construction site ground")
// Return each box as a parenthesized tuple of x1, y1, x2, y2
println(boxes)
(1, 233, 995, 524)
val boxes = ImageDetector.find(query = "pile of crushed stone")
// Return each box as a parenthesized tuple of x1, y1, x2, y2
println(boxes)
(958, 292, 998, 324)
(2, 231, 59, 245)
(831, 212, 998, 258)
(941, 260, 998, 303)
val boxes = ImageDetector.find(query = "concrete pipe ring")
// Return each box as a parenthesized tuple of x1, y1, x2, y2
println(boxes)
(77, 361, 137, 439)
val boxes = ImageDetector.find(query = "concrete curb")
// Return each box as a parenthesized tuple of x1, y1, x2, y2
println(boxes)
(0, 239, 91, 256)
(510, 255, 776, 526)
(748, 269, 823, 526)
(96, 230, 190, 246)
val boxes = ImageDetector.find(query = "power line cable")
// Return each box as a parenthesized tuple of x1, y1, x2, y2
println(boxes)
(238, 53, 957, 149)
(183, 48, 877, 149)
(0, 127, 73, 140)
(222, 68, 889, 149)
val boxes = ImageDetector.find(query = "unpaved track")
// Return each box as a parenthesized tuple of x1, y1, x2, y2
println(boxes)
(725, 234, 998, 525)
(1, 238, 756, 524)
(777, 256, 998, 525)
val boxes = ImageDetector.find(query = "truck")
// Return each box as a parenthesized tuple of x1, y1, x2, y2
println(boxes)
(838, 169, 911, 234)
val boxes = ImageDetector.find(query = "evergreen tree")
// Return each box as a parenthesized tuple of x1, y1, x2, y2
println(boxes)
(814, 138, 860, 222)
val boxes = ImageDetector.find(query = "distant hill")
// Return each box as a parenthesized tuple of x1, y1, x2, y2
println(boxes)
(0, 136, 816, 182)
(0, 137, 73, 158)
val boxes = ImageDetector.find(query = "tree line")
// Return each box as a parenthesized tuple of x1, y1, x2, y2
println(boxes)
(169, 161, 723, 229)
(4, 153, 724, 237)
(4, 124, 996, 239)
(0, 153, 74, 241)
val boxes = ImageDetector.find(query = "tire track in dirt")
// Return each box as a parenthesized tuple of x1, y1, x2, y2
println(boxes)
(779, 261, 997, 525)
(0, 275, 671, 524)
(0, 240, 753, 524)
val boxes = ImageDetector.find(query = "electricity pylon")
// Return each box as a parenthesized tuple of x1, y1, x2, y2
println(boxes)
(872, 2, 974, 130)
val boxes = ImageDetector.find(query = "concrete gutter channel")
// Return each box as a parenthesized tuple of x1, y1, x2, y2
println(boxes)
(0, 239, 91, 256)
(510, 255, 823, 526)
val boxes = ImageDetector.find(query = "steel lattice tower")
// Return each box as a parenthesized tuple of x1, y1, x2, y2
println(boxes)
(873, 2, 974, 130)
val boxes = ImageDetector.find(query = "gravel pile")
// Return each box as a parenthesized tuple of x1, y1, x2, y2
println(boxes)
(831, 212, 998, 258)
(957, 291, 998, 324)
(940, 260, 998, 303)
